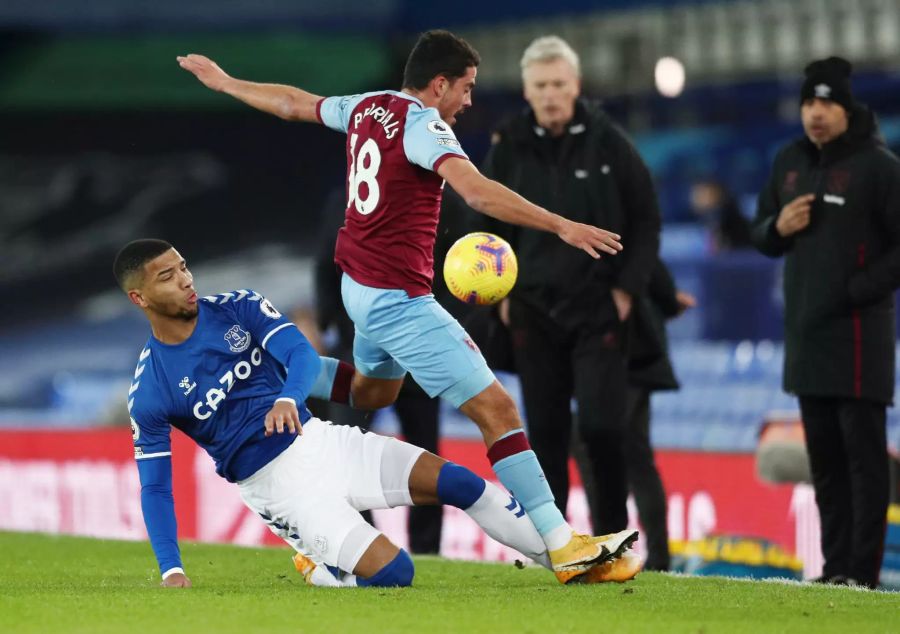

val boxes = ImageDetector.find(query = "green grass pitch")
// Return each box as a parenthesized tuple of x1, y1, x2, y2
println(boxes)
(1, 532, 897, 634)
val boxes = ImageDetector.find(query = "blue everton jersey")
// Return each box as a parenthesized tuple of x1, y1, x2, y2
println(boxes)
(128, 290, 314, 482)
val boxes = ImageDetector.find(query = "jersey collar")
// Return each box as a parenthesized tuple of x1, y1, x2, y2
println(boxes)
(150, 302, 205, 349)
(391, 90, 425, 108)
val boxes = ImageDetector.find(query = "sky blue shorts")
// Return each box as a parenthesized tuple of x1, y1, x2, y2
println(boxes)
(340, 273, 495, 408)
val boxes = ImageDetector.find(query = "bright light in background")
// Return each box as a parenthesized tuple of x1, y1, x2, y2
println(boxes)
(655, 56, 686, 98)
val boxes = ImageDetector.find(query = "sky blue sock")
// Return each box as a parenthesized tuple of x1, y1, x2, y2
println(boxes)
(307, 356, 355, 405)
(308, 357, 339, 401)
(489, 430, 566, 538)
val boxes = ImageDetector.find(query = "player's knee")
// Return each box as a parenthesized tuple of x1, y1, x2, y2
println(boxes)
(361, 549, 414, 588)
(463, 383, 522, 435)
(365, 390, 400, 410)
(437, 462, 486, 510)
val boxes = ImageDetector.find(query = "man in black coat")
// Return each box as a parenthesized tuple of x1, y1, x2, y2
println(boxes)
(751, 56, 900, 589)
(473, 36, 660, 532)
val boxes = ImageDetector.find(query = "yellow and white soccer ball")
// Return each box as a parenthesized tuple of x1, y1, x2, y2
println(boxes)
(443, 232, 518, 305)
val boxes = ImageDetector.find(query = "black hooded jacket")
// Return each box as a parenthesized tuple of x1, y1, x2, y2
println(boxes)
(628, 258, 681, 391)
(752, 105, 900, 403)
(475, 99, 661, 332)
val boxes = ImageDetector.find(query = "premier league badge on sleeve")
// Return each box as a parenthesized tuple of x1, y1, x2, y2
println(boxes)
(224, 325, 252, 353)
(427, 119, 452, 135)
(260, 298, 282, 319)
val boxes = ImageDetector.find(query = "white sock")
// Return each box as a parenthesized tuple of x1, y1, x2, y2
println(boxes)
(307, 564, 359, 588)
(543, 523, 576, 552)
(465, 480, 551, 570)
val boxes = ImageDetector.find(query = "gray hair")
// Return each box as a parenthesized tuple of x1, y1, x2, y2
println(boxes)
(520, 35, 581, 77)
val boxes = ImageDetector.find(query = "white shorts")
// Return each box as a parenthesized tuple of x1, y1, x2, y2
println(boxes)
(237, 418, 424, 572)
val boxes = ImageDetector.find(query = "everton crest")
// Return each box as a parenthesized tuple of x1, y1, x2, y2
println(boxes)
(224, 325, 252, 353)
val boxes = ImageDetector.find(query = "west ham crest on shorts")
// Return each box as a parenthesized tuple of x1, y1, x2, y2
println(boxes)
(224, 325, 251, 353)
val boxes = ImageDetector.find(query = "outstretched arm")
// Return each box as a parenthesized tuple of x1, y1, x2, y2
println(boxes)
(437, 157, 622, 259)
(177, 54, 322, 122)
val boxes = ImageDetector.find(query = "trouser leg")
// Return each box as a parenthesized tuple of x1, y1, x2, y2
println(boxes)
(573, 324, 629, 534)
(509, 302, 574, 516)
(837, 398, 889, 588)
(799, 396, 851, 578)
(625, 386, 669, 570)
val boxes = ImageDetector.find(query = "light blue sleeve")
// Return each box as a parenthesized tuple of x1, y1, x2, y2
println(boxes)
(402, 107, 469, 172)
(318, 94, 367, 134)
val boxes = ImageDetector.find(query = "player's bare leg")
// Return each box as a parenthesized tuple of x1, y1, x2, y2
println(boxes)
(354, 535, 402, 577)
(309, 356, 403, 410)
(350, 374, 404, 410)
(457, 380, 520, 446)
(459, 380, 638, 583)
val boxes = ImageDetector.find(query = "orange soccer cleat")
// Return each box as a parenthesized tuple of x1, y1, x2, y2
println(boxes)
(549, 529, 639, 584)
(292, 551, 317, 586)
(568, 550, 643, 585)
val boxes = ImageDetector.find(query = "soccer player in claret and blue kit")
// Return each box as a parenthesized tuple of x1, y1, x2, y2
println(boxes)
(178, 29, 638, 584)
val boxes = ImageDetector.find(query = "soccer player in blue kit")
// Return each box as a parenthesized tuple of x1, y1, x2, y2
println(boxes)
(118, 239, 645, 589)
(178, 29, 639, 584)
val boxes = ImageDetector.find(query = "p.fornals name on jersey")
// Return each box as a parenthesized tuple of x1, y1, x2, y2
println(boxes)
(353, 104, 400, 139)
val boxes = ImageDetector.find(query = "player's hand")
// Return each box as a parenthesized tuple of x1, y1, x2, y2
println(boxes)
(176, 54, 232, 92)
(558, 220, 622, 259)
(264, 399, 303, 437)
(161, 572, 192, 588)
(775, 193, 815, 237)
(675, 290, 697, 315)
(611, 287, 633, 321)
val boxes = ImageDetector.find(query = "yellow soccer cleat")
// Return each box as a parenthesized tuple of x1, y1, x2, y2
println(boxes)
(550, 529, 639, 585)
(549, 532, 611, 584)
(591, 529, 640, 560)
(547, 531, 610, 583)
(567, 551, 643, 585)
(292, 551, 317, 586)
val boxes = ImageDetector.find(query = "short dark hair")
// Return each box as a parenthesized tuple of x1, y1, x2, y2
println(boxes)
(402, 30, 480, 91)
(113, 239, 173, 291)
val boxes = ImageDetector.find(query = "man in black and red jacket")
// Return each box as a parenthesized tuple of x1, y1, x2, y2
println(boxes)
(752, 56, 900, 589)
